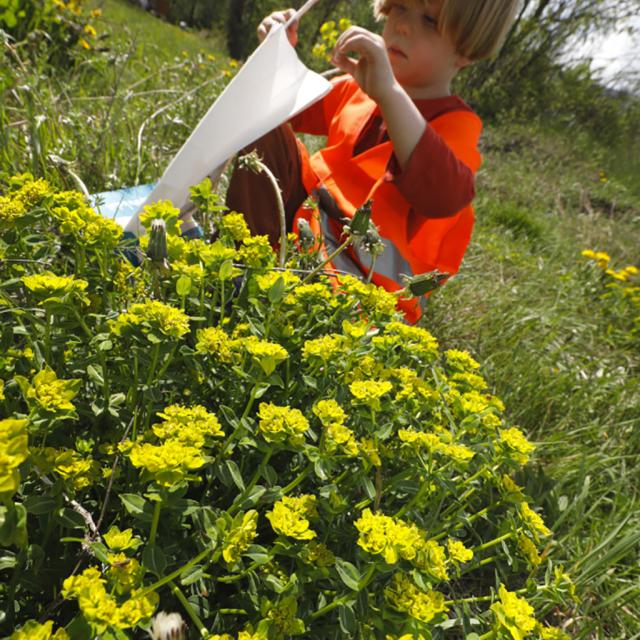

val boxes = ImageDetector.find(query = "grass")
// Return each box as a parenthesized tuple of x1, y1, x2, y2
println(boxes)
(425, 121, 640, 637)
(2, 1, 640, 637)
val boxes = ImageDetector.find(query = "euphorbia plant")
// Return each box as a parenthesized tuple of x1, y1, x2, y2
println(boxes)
(0, 175, 575, 639)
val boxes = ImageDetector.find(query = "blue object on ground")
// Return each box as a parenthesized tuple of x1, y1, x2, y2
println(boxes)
(89, 183, 156, 226)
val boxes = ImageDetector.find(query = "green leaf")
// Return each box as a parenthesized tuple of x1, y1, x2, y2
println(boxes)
(219, 259, 234, 280)
(180, 564, 205, 586)
(142, 544, 167, 576)
(176, 275, 192, 297)
(119, 493, 151, 520)
(86, 364, 104, 386)
(225, 460, 245, 491)
(89, 542, 111, 564)
(267, 276, 285, 304)
(338, 603, 357, 635)
(23, 495, 56, 515)
(335, 557, 361, 591)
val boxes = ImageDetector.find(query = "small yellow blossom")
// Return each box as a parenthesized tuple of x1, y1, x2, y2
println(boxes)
(257, 402, 309, 446)
(490, 584, 537, 640)
(349, 379, 393, 411)
(499, 427, 535, 465)
(103, 526, 141, 552)
(447, 538, 474, 564)
(267, 495, 317, 540)
(153, 404, 224, 447)
(223, 510, 258, 564)
(111, 300, 190, 340)
(10, 620, 69, 640)
(313, 399, 346, 426)
(16, 366, 80, 416)
(385, 573, 448, 623)
(519, 502, 552, 540)
(0, 418, 29, 500)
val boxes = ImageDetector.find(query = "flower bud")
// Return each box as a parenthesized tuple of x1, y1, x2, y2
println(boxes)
(148, 611, 187, 640)
(347, 200, 372, 236)
(296, 218, 315, 249)
(147, 219, 168, 262)
(403, 270, 450, 296)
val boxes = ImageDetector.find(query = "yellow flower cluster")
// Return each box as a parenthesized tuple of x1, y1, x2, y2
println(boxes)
(139, 200, 181, 236)
(349, 379, 393, 411)
(267, 495, 317, 540)
(257, 402, 309, 446)
(153, 404, 224, 448)
(238, 235, 274, 269)
(0, 418, 29, 501)
(391, 367, 438, 403)
(301, 334, 346, 363)
(103, 526, 142, 552)
(256, 269, 301, 292)
(581, 248, 611, 269)
(107, 553, 144, 595)
(62, 566, 158, 633)
(21, 272, 89, 304)
(244, 336, 289, 375)
(32, 446, 100, 491)
(266, 596, 305, 636)
(286, 282, 336, 308)
(126, 439, 206, 488)
(444, 348, 481, 372)
(50, 191, 122, 247)
(490, 584, 537, 639)
(446, 538, 474, 564)
(498, 427, 535, 465)
(16, 366, 80, 416)
(173, 261, 205, 286)
(338, 274, 398, 317)
(449, 371, 488, 392)
(519, 502, 552, 541)
(398, 429, 475, 464)
(301, 540, 335, 567)
(373, 322, 439, 362)
(312, 18, 352, 62)
(354, 508, 424, 565)
(384, 573, 448, 624)
(313, 399, 358, 456)
(111, 299, 190, 340)
(517, 533, 541, 568)
(0, 175, 50, 225)
(222, 510, 259, 564)
(9, 619, 69, 640)
(219, 212, 251, 242)
(196, 326, 237, 363)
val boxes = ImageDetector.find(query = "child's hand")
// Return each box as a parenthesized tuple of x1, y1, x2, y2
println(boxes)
(257, 9, 299, 47)
(331, 27, 397, 104)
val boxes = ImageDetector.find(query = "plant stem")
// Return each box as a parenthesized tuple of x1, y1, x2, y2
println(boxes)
(301, 237, 352, 285)
(228, 450, 273, 516)
(149, 500, 162, 546)
(170, 580, 209, 638)
(472, 532, 514, 554)
(281, 463, 312, 495)
(309, 594, 353, 620)
(140, 547, 211, 597)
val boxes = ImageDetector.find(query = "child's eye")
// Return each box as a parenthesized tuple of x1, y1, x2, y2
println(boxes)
(423, 14, 438, 28)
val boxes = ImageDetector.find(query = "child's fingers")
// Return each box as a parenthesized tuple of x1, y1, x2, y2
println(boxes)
(257, 9, 297, 42)
(330, 51, 359, 77)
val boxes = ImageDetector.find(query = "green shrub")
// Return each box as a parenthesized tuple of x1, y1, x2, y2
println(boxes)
(0, 175, 574, 638)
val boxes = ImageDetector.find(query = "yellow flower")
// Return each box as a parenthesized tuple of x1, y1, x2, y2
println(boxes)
(244, 336, 289, 375)
(238, 235, 274, 269)
(359, 437, 381, 467)
(140, 200, 181, 235)
(0, 418, 29, 501)
(313, 399, 346, 426)
(196, 326, 236, 363)
(111, 300, 190, 340)
(447, 538, 474, 564)
(338, 275, 398, 317)
(10, 620, 69, 640)
(445, 348, 480, 372)
(490, 584, 537, 640)
(107, 553, 144, 595)
(373, 321, 439, 361)
(539, 626, 571, 640)
(349, 379, 393, 411)
(16, 366, 80, 416)
(324, 422, 359, 456)
(302, 334, 345, 363)
(257, 403, 309, 446)
(115, 588, 159, 628)
(127, 439, 206, 487)
(267, 495, 317, 540)
(84, 24, 97, 37)
(223, 510, 259, 564)
(36, 447, 100, 490)
(517, 533, 541, 568)
(354, 509, 423, 565)
(385, 573, 448, 623)
(78, 38, 91, 50)
(499, 427, 535, 465)
(21, 272, 89, 304)
(153, 404, 224, 448)
(103, 526, 141, 552)
(219, 211, 251, 242)
(519, 502, 551, 540)
(255, 269, 300, 292)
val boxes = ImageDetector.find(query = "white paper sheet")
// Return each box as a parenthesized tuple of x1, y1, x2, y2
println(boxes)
(125, 22, 332, 235)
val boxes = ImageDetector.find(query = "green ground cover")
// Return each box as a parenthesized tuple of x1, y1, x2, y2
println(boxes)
(1, 0, 639, 637)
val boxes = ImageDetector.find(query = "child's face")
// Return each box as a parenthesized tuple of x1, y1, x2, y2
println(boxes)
(382, 0, 468, 96)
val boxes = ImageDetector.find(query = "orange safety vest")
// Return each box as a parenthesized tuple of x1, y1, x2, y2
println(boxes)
(292, 79, 483, 324)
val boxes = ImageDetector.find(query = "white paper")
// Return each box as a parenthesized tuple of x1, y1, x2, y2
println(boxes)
(125, 24, 332, 234)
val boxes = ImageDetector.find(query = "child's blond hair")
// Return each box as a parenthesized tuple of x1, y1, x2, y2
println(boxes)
(373, 0, 520, 61)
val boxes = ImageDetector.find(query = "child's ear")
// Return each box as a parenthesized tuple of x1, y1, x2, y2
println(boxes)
(454, 54, 473, 70)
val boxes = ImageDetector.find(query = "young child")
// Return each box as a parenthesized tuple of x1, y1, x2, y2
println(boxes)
(224, 0, 519, 323)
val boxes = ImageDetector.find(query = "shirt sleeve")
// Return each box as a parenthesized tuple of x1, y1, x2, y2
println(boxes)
(384, 112, 482, 219)
(287, 75, 353, 136)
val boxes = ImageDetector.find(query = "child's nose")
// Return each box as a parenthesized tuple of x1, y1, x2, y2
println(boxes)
(394, 13, 412, 36)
